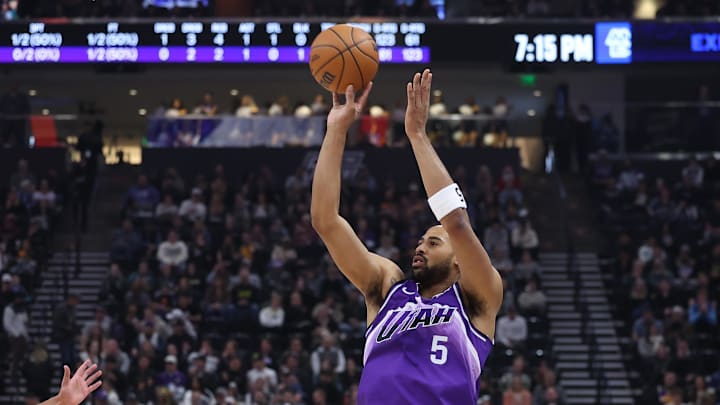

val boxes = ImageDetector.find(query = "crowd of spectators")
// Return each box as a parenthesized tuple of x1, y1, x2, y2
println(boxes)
(0, 158, 65, 396)
(156, 91, 515, 148)
(72, 158, 554, 405)
(591, 154, 720, 404)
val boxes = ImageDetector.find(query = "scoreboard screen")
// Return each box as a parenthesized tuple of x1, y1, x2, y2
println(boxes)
(1, 19, 718, 66)
(0, 21, 430, 64)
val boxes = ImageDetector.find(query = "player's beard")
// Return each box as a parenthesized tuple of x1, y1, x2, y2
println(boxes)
(411, 255, 453, 288)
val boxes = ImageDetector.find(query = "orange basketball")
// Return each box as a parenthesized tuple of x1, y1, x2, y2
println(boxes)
(309, 24, 379, 93)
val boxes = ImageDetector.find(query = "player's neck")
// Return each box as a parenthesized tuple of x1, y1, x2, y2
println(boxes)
(418, 280, 454, 299)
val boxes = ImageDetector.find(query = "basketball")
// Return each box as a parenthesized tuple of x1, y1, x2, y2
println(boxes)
(309, 24, 379, 93)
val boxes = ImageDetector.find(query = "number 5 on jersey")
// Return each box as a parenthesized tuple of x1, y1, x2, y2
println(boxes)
(430, 335, 448, 365)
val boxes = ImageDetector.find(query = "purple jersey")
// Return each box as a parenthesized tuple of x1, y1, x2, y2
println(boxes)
(358, 280, 493, 405)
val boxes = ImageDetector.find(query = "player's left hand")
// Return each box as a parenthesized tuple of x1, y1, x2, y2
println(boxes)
(326, 82, 373, 134)
(405, 68, 432, 138)
(57, 360, 103, 405)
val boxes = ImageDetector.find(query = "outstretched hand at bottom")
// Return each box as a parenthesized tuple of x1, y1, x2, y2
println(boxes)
(57, 360, 103, 405)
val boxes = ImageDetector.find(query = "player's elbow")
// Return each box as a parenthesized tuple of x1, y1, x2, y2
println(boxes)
(310, 209, 336, 233)
(441, 209, 471, 234)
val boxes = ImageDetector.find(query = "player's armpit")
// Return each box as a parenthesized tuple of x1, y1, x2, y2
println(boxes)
(314, 216, 404, 304)
(441, 209, 503, 332)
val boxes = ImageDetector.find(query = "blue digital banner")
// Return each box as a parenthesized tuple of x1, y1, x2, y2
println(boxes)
(632, 22, 720, 62)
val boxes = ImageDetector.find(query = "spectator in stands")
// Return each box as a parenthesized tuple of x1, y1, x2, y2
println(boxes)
(10, 159, 35, 190)
(502, 375, 531, 405)
(81, 306, 112, 346)
(682, 157, 704, 187)
(499, 356, 532, 391)
(52, 293, 80, 367)
(157, 230, 189, 267)
(617, 160, 644, 192)
(311, 94, 329, 116)
(375, 234, 400, 261)
(155, 194, 178, 222)
(633, 306, 664, 342)
(491, 97, 511, 147)
(496, 305, 528, 351)
(688, 290, 717, 331)
(515, 250, 541, 283)
(157, 354, 187, 399)
(497, 165, 523, 207)
(511, 210, 539, 259)
(32, 179, 56, 208)
(234, 95, 259, 117)
(637, 323, 664, 361)
(310, 332, 346, 379)
(532, 369, 567, 405)
(22, 342, 53, 399)
(110, 219, 144, 265)
(258, 291, 284, 331)
(161, 168, 186, 200)
(485, 218, 510, 258)
(3, 288, 28, 381)
(594, 114, 620, 153)
(126, 174, 160, 219)
(247, 352, 278, 391)
(165, 98, 188, 118)
(194, 92, 218, 116)
(658, 371, 681, 404)
(178, 188, 207, 223)
(269, 96, 290, 116)
(689, 375, 715, 404)
(517, 276, 546, 316)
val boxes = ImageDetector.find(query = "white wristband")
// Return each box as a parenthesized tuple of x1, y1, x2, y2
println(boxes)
(428, 183, 467, 221)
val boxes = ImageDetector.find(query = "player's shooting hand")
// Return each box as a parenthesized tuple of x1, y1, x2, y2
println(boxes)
(327, 82, 373, 134)
(405, 68, 432, 139)
(57, 360, 103, 405)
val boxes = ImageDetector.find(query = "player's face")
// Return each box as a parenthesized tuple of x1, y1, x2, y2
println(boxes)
(412, 225, 455, 286)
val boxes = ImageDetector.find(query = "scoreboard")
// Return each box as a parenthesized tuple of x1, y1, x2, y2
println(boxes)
(1, 19, 719, 66)
(0, 21, 430, 64)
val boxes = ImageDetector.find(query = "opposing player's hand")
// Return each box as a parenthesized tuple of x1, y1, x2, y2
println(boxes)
(405, 68, 432, 138)
(57, 360, 103, 405)
(327, 82, 373, 134)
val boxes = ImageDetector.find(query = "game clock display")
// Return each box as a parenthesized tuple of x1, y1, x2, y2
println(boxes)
(0, 21, 430, 64)
(513, 33, 594, 63)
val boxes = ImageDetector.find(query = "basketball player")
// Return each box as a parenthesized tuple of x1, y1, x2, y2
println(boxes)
(38, 360, 102, 405)
(311, 69, 503, 404)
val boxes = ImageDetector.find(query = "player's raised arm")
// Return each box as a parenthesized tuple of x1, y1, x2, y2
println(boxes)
(310, 83, 403, 306)
(405, 69, 503, 336)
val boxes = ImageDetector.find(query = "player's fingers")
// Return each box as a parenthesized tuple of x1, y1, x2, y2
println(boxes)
(422, 71, 433, 105)
(414, 72, 422, 107)
(88, 380, 103, 393)
(83, 363, 98, 379)
(345, 85, 355, 104)
(62, 365, 70, 386)
(357, 81, 373, 107)
(76, 359, 90, 376)
(332, 92, 341, 107)
(407, 82, 414, 107)
(87, 369, 102, 383)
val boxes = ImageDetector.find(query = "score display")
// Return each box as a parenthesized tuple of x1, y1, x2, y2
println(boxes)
(0, 21, 430, 64)
(2, 19, 720, 66)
